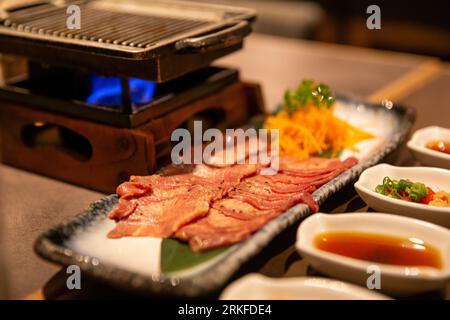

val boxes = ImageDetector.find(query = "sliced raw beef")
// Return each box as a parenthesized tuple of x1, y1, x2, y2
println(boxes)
(108, 198, 138, 220)
(228, 190, 318, 212)
(108, 155, 358, 251)
(192, 163, 257, 196)
(131, 163, 256, 196)
(279, 156, 356, 176)
(116, 181, 152, 199)
(175, 208, 279, 252)
(212, 198, 277, 220)
(107, 185, 214, 238)
(174, 157, 357, 251)
(107, 163, 257, 238)
(236, 175, 316, 195)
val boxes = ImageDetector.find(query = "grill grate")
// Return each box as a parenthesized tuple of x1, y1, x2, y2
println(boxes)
(0, 0, 255, 80)
(2, 1, 212, 48)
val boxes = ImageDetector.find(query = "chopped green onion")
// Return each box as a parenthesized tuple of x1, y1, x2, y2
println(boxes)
(374, 176, 429, 203)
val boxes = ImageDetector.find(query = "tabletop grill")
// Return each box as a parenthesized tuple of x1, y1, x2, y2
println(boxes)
(0, 0, 264, 193)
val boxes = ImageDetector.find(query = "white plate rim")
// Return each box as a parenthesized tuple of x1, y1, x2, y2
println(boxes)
(406, 126, 450, 161)
(354, 163, 450, 214)
(295, 213, 450, 281)
(220, 273, 391, 300)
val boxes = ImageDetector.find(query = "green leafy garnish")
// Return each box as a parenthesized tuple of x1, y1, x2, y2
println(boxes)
(284, 80, 335, 114)
(375, 176, 429, 202)
(160, 238, 229, 274)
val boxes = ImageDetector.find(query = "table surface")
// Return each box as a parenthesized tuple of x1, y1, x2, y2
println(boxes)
(1, 33, 449, 300)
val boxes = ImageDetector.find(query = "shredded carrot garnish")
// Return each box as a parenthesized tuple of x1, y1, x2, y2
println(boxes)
(264, 105, 374, 159)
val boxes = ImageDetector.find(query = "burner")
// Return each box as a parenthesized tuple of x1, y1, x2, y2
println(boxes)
(0, 64, 243, 127)
(86, 76, 157, 108)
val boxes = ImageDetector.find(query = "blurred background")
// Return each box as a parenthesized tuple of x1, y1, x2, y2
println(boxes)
(191, 0, 450, 60)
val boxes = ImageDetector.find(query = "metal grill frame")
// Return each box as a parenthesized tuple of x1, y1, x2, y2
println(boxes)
(0, 0, 256, 81)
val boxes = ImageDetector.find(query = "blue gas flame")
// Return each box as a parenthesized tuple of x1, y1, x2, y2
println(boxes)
(86, 75, 156, 107)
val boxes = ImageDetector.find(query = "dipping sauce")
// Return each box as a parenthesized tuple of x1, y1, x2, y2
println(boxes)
(426, 140, 450, 155)
(314, 231, 442, 269)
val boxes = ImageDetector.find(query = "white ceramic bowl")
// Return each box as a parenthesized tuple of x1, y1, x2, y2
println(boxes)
(220, 273, 390, 300)
(407, 126, 450, 169)
(295, 213, 450, 296)
(354, 163, 450, 227)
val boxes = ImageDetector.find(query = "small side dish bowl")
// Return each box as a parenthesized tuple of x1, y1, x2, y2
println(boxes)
(220, 273, 390, 300)
(407, 126, 450, 169)
(354, 164, 450, 227)
(295, 213, 450, 296)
